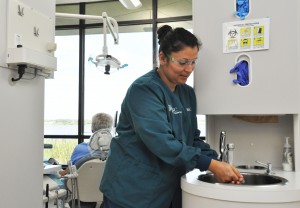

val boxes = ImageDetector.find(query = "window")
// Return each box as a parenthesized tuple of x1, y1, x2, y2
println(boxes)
(84, 25, 153, 133)
(44, 139, 78, 163)
(85, 0, 152, 22)
(44, 31, 80, 164)
(44, 31, 79, 136)
(157, 0, 192, 18)
(44, 0, 207, 164)
(56, 4, 79, 26)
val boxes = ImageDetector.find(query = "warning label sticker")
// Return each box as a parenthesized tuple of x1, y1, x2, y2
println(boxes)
(223, 18, 270, 53)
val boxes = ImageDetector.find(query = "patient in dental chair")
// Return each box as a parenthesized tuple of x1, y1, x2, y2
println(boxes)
(60, 113, 113, 208)
(59, 112, 113, 177)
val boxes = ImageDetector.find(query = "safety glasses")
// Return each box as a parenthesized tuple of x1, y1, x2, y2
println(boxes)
(167, 54, 197, 67)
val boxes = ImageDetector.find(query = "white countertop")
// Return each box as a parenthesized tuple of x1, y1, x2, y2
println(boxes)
(181, 168, 300, 203)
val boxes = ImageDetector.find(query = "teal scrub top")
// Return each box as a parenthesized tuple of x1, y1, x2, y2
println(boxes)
(100, 69, 218, 208)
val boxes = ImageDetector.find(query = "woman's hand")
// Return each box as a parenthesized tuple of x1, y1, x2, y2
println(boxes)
(208, 159, 243, 184)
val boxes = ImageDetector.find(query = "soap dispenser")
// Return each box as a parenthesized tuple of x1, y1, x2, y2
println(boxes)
(282, 137, 293, 171)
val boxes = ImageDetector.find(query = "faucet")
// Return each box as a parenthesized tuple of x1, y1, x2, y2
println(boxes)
(255, 160, 273, 174)
(219, 131, 227, 162)
(218, 131, 235, 164)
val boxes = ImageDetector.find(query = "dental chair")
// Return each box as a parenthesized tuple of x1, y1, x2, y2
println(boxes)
(67, 156, 106, 208)
(67, 128, 112, 208)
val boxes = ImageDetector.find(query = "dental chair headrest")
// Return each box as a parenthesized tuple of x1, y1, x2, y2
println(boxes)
(89, 129, 112, 151)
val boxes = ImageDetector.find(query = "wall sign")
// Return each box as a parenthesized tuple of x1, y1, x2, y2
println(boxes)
(223, 18, 270, 53)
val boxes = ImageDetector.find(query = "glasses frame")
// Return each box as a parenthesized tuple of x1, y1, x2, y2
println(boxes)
(167, 54, 197, 67)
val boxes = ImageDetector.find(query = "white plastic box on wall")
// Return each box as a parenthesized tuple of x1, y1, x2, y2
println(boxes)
(6, 0, 57, 77)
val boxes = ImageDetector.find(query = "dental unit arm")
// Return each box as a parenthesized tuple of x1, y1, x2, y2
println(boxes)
(55, 12, 121, 74)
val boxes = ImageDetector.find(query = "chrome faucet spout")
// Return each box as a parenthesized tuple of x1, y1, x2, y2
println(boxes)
(219, 131, 227, 162)
(255, 160, 273, 174)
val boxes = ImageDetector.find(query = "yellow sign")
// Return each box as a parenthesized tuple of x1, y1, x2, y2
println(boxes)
(223, 18, 270, 53)
(254, 37, 264, 46)
(227, 39, 238, 49)
(240, 27, 251, 36)
(240, 38, 251, 47)
(254, 26, 264, 35)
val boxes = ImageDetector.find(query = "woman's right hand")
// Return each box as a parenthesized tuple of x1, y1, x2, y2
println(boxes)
(208, 159, 243, 184)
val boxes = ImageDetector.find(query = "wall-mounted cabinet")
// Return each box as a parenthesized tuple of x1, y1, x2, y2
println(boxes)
(193, 0, 299, 115)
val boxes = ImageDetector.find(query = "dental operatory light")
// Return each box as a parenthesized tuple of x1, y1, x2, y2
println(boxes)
(91, 54, 121, 75)
(119, 0, 142, 10)
(88, 12, 121, 75)
(56, 12, 123, 75)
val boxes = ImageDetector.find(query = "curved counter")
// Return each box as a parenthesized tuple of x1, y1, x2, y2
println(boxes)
(181, 169, 300, 208)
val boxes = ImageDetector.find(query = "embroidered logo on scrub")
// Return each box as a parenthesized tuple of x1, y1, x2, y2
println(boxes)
(168, 105, 182, 114)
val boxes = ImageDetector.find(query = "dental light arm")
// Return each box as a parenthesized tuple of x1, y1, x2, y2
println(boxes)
(55, 12, 118, 44)
(106, 15, 118, 44)
(55, 12, 121, 74)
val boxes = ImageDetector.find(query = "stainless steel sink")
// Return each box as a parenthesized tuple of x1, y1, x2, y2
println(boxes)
(236, 165, 266, 170)
(198, 172, 288, 186)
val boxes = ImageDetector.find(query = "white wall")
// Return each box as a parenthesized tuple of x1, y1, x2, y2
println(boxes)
(0, 0, 54, 207)
(206, 115, 294, 169)
(193, 0, 299, 115)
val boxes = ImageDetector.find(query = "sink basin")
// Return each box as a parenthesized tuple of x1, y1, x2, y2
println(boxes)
(198, 172, 288, 186)
(236, 165, 266, 170)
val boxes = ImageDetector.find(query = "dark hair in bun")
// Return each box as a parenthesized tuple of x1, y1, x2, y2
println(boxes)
(157, 25, 173, 45)
(157, 25, 201, 56)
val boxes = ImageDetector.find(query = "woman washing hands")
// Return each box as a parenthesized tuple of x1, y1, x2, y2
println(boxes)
(100, 25, 243, 208)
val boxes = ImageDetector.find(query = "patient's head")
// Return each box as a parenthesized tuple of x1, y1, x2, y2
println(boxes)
(91, 113, 113, 133)
(89, 113, 114, 159)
